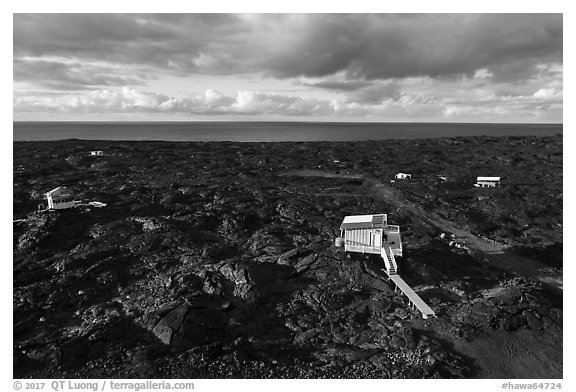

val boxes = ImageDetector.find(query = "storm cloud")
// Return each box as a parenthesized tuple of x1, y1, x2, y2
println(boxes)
(14, 14, 562, 79)
(267, 14, 562, 79)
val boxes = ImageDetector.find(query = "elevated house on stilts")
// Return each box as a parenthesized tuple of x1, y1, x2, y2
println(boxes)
(335, 213, 435, 319)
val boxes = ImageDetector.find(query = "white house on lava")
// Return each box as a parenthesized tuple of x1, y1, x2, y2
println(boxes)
(335, 213, 435, 319)
(44, 186, 76, 210)
(89, 150, 104, 156)
(474, 176, 501, 187)
(337, 214, 402, 257)
(395, 173, 412, 180)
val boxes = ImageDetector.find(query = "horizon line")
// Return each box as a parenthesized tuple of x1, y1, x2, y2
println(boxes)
(13, 120, 564, 125)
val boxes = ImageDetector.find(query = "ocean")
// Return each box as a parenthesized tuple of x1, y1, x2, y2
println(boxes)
(13, 121, 563, 142)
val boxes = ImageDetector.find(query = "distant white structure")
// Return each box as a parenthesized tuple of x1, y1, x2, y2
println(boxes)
(437, 175, 448, 182)
(395, 173, 412, 180)
(474, 177, 501, 187)
(88, 201, 107, 208)
(89, 150, 104, 156)
(45, 187, 76, 210)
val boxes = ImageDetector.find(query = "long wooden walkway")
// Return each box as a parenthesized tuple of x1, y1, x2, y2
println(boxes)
(378, 244, 435, 319)
(389, 274, 436, 319)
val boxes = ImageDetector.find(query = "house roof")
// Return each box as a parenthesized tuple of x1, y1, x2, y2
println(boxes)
(44, 186, 72, 197)
(340, 214, 387, 230)
(477, 177, 501, 181)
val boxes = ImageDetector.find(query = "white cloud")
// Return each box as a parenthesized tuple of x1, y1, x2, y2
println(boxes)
(473, 68, 494, 80)
(13, 87, 336, 117)
(533, 88, 561, 99)
(13, 81, 563, 122)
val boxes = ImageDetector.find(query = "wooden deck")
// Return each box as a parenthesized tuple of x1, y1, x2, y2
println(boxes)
(389, 275, 436, 319)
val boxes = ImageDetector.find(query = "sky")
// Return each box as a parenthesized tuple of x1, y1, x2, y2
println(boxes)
(13, 13, 563, 122)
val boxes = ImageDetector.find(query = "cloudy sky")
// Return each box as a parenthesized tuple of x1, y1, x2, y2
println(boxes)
(13, 13, 562, 122)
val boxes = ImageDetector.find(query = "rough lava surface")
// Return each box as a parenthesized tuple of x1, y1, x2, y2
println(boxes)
(13, 135, 562, 378)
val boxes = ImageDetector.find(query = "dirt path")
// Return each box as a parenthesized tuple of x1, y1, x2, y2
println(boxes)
(369, 180, 563, 294)
(410, 317, 563, 379)
(450, 327, 563, 378)
(290, 169, 563, 294)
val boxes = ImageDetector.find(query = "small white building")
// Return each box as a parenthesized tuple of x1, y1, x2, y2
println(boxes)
(88, 201, 107, 208)
(45, 187, 76, 210)
(395, 173, 412, 180)
(336, 214, 402, 257)
(89, 150, 104, 156)
(474, 176, 501, 188)
(437, 175, 448, 182)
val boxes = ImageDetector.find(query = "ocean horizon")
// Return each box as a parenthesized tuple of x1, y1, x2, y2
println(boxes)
(13, 121, 563, 142)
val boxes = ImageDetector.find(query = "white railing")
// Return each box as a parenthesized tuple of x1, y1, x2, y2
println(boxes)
(381, 245, 398, 275)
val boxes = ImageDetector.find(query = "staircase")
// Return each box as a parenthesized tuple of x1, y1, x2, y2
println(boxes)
(381, 245, 397, 276)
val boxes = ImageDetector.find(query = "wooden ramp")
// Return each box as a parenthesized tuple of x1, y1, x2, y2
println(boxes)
(389, 275, 436, 319)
